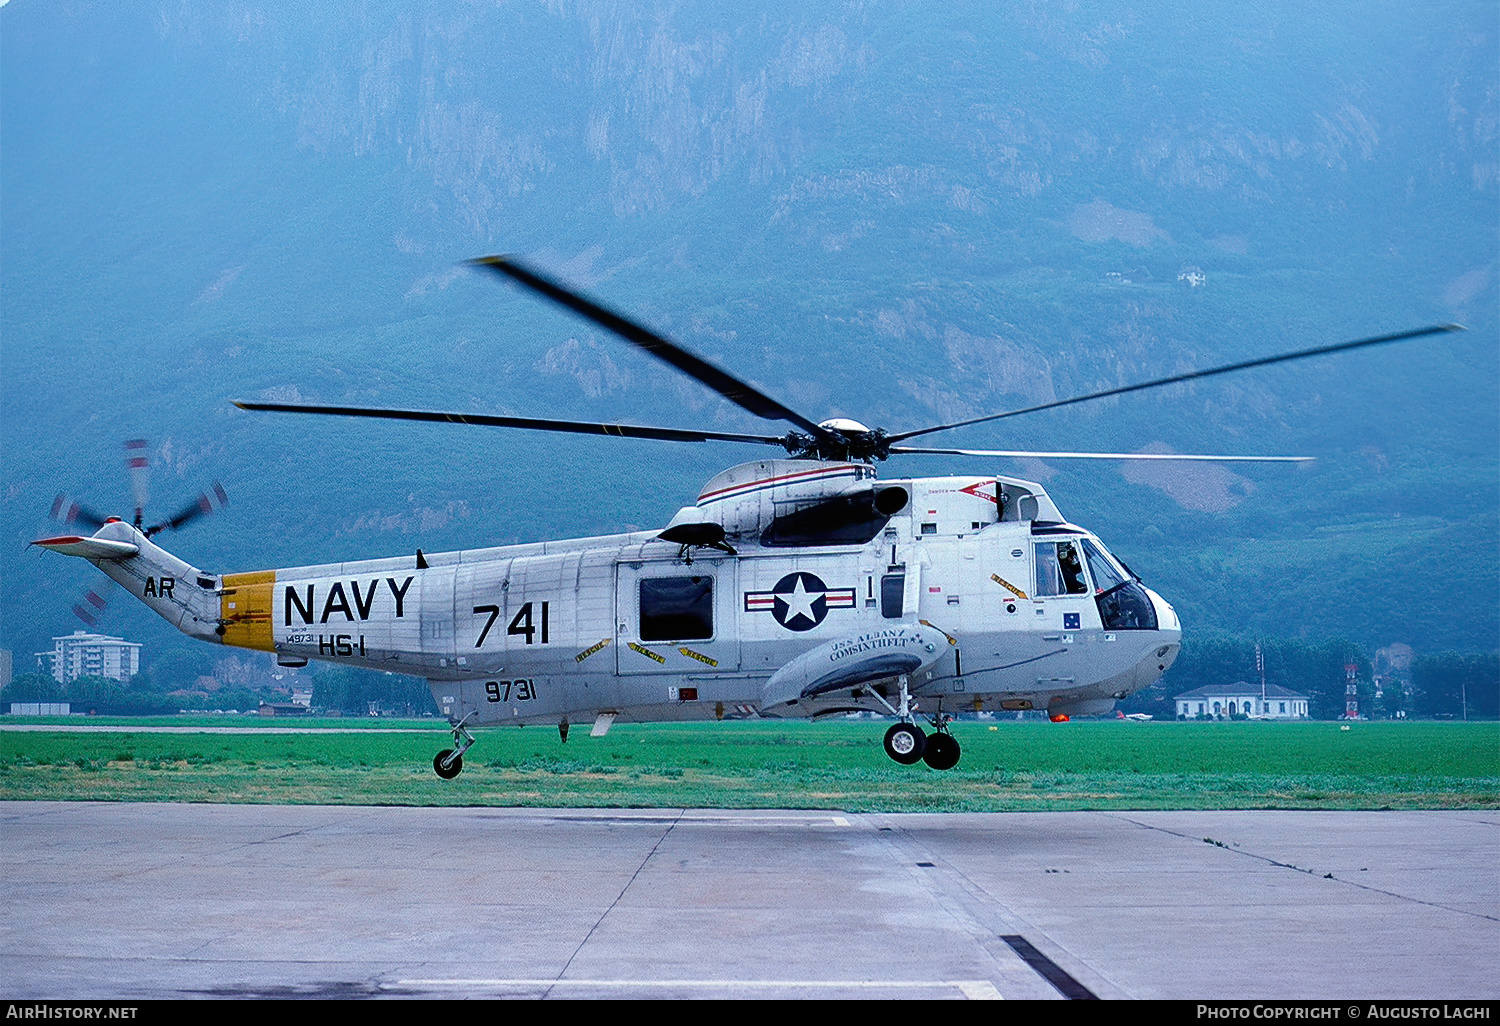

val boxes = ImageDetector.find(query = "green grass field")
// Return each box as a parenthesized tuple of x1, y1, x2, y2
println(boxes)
(0, 718, 1495, 812)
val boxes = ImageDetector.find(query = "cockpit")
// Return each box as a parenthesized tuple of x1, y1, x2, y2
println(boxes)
(1035, 536, 1158, 630)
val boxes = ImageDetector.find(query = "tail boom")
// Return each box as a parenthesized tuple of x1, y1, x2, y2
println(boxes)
(34, 521, 223, 644)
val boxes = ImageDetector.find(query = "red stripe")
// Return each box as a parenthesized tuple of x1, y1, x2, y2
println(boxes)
(699, 464, 859, 503)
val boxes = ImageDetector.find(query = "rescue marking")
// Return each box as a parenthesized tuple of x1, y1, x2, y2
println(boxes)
(575, 638, 612, 663)
(678, 647, 719, 667)
(628, 642, 666, 664)
(990, 574, 1028, 600)
(918, 620, 958, 646)
(959, 479, 999, 505)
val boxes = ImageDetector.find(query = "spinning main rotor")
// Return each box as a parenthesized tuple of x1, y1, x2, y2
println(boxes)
(236, 256, 1463, 464)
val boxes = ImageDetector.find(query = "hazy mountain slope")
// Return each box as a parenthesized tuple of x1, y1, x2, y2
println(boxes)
(3, 1, 1495, 671)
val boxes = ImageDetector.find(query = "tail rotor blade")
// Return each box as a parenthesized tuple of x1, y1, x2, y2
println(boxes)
(124, 439, 150, 528)
(144, 481, 228, 537)
(71, 588, 109, 628)
(51, 494, 107, 530)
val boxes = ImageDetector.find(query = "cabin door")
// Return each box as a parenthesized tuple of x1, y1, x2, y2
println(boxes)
(614, 559, 740, 675)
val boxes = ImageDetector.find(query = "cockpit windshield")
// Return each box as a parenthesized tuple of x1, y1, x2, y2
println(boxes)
(1079, 537, 1158, 631)
(1079, 539, 1127, 593)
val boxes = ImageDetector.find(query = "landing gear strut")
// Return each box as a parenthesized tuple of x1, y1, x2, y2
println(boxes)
(433, 714, 476, 779)
(870, 677, 961, 769)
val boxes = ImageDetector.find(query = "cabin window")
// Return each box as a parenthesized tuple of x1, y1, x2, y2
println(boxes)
(639, 576, 714, 641)
(1034, 541, 1090, 597)
(880, 574, 905, 618)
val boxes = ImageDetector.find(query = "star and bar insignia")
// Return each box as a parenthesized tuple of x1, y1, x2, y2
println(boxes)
(744, 572, 856, 632)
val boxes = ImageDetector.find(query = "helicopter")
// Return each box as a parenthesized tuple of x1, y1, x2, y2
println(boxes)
(32, 256, 1462, 774)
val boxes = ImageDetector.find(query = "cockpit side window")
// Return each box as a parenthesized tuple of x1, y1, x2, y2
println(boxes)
(1035, 541, 1090, 597)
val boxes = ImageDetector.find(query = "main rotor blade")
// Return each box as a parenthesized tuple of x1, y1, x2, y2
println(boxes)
(234, 400, 795, 448)
(889, 324, 1466, 444)
(469, 256, 834, 442)
(889, 446, 1313, 462)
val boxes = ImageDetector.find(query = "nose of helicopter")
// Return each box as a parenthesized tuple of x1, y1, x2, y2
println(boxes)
(1143, 586, 1183, 678)
(1148, 586, 1181, 636)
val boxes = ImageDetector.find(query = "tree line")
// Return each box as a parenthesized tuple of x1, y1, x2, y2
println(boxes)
(1121, 635, 1496, 720)
(3, 653, 436, 718)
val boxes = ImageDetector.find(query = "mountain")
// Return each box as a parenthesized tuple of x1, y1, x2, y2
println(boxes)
(2, 1, 1495, 673)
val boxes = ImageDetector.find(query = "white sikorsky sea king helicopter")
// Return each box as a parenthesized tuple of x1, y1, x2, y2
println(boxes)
(34, 257, 1463, 774)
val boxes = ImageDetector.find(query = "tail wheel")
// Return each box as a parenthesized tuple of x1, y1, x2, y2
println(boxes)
(922, 731, 961, 770)
(433, 750, 464, 779)
(883, 722, 927, 765)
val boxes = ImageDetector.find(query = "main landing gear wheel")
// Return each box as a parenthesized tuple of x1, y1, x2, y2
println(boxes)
(883, 722, 927, 765)
(922, 731, 961, 770)
(433, 750, 463, 779)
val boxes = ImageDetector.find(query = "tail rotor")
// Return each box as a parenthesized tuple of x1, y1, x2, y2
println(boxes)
(45, 438, 228, 629)
(50, 438, 230, 539)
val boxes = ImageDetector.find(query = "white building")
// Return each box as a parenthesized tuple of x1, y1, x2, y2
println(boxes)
(36, 631, 142, 685)
(1175, 682, 1309, 720)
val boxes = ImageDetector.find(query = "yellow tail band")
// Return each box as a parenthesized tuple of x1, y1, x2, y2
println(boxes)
(220, 570, 277, 652)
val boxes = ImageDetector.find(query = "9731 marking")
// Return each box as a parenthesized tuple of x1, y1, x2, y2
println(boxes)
(485, 679, 538, 703)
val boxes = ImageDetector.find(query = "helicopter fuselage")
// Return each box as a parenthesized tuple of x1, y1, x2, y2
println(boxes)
(67, 461, 1181, 738)
(33, 254, 1456, 773)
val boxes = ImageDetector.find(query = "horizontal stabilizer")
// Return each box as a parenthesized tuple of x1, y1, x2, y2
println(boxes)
(31, 535, 141, 559)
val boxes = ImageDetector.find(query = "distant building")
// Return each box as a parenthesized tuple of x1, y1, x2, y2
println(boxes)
(36, 631, 142, 685)
(1175, 682, 1309, 720)
(0, 649, 11, 689)
(8, 703, 71, 716)
(258, 701, 311, 717)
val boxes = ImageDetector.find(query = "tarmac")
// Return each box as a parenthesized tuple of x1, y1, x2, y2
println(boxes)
(1, 802, 1495, 1001)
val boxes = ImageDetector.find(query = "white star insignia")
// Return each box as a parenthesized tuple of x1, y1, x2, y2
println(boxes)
(778, 575, 824, 627)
